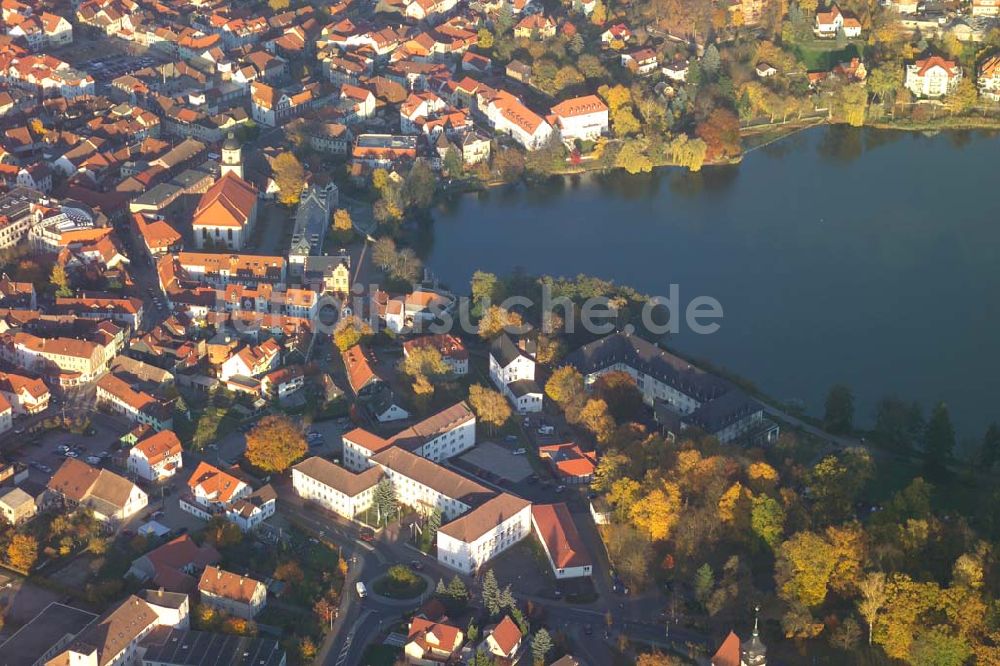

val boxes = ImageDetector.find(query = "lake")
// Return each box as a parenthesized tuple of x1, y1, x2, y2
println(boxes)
(425, 126, 1000, 442)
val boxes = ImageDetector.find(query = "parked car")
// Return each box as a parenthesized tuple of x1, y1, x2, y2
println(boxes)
(511, 448, 527, 456)
(537, 425, 555, 435)
(410, 560, 424, 571)
(504, 435, 518, 443)
(360, 530, 375, 543)
(356, 582, 368, 598)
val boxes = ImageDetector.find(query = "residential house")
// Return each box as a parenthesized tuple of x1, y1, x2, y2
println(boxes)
(978, 55, 1000, 101)
(404, 618, 464, 665)
(489, 333, 543, 413)
(96, 372, 173, 431)
(513, 14, 556, 39)
(0, 371, 49, 415)
(481, 615, 523, 662)
(0, 485, 37, 524)
(342, 345, 383, 397)
(973, 0, 999, 15)
(127, 429, 183, 482)
(905, 55, 962, 98)
(219, 339, 282, 381)
(814, 4, 863, 37)
(46, 458, 148, 522)
(226, 484, 277, 532)
(182, 461, 250, 521)
(45, 595, 184, 666)
(621, 49, 659, 76)
(198, 566, 267, 619)
(126, 534, 221, 593)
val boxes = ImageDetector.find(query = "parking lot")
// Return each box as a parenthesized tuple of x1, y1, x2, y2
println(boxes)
(457, 441, 533, 483)
(14, 414, 130, 486)
(76, 52, 169, 83)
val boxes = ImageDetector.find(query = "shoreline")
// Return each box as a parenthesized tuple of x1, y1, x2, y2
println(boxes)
(451, 115, 1000, 195)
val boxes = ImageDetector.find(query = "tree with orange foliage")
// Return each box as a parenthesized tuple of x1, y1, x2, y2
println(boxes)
(246, 415, 307, 472)
(696, 108, 742, 161)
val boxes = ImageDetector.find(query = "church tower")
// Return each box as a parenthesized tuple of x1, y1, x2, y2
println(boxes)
(741, 606, 767, 666)
(220, 132, 242, 179)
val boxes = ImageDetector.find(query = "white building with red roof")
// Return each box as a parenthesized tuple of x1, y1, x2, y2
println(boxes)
(405, 618, 464, 663)
(905, 55, 962, 98)
(219, 339, 281, 381)
(482, 615, 524, 661)
(485, 91, 553, 150)
(182, 461, 250, 521)
(531, 502, 592, 578)
(128, 429, 183, 482)
(978, 55, 1000, 101)
(814, 4, 862, 37)
(0, 371, 49, 415)
(191, 172, 258, 251)
(551, 95, 609, 143)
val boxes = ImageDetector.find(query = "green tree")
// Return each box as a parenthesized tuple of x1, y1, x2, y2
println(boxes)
(694, 563, 715, 604)
(909, 628, 972, 666)
(443, 147, 464, 177)
(751, 494, 785, 549)
(923, 402, 955, 478)
(823, 384, 854, 434)
(530, 629, 553, 665)
(980, 422, 1000, 470)
(403, 159, 436, 209)
(482, 569, 501, 616)
(373, 478, 398, 525)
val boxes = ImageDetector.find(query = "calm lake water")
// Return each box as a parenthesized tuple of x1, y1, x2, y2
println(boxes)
(425, 126, 1000, 442)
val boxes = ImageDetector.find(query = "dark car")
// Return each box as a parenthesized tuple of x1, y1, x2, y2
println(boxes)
(584, 624, 594, 636)
(410, 560, 424, 571)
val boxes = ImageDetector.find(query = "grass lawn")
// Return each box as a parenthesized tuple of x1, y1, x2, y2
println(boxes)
(373, 571, 427, 599)
(792, 41, 864, 71)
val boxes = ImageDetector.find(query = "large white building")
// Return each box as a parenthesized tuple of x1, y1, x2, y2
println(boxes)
(292, 457, 383, 518)
(485, 91, 553, 150)
(342, 401, 476, 471)
(550, 95, 609, 143)
(437, 493, 532, 574)
(978, 55, 1000, 101)
(565, 333, 776, 445)
(905, 55, 962, 98)
(489, 334, 543, 413)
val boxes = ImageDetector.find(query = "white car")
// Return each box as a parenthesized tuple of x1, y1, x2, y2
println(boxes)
(511, 448, 527, 456)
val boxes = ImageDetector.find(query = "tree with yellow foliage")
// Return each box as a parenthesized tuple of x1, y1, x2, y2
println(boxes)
(477, 306, 523, 339)
(6, 534, 37, 572)
(273, 153, 305, 206)
(468, 384, 511, 433)
(246, 415, 307, 473)
(630, 481, 681, 541)
(578, 398, 615, 444)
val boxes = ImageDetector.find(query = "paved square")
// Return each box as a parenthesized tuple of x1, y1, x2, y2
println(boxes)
(458, 442, 533, 483)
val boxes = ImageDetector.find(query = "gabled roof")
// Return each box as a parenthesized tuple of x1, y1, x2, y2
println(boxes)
(531, 502, 591, 569)
(437, 492, 529, 542)
(192, 172, 256, 230)
(187, 461, 245, 503)
(198, 565, 265, 604)
(292, 456, 383, 496)
(489, 615, 523, 656)
(711, 630, 741, 666)
(132, 430, 182, 466)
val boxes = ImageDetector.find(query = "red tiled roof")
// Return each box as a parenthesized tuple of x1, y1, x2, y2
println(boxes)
(531, 502, 591, 569)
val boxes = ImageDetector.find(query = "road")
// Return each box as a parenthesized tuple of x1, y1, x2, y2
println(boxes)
(276, 485, 710, 666)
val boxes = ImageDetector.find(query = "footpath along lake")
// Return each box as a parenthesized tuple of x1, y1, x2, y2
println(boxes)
(426, 126, 1000, 441)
